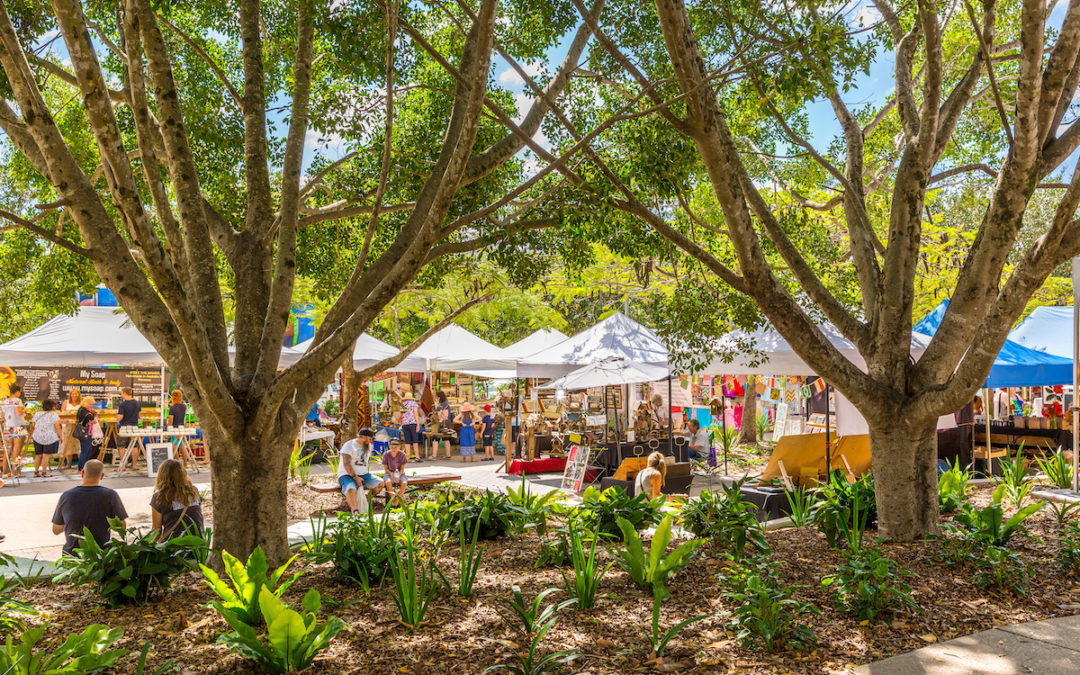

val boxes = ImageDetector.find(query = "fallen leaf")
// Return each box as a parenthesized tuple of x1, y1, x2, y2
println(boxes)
(919, 634, 938, 643)
(597, 638, 616, 649)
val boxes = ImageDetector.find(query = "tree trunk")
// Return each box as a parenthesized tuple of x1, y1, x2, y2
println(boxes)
(869, 419, 940, 541)
(207, 427, 294, 565)
(739, 379, 756, 444)
(342, 355, 360, 438)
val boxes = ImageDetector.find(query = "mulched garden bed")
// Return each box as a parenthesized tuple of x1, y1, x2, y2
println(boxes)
(13, 482, 1080, 673)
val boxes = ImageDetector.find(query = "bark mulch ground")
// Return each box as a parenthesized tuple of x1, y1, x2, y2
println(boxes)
(13, 483, 1080, 674)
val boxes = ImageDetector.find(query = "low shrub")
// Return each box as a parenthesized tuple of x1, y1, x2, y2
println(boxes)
(561, 522, 613, 609)
(813, 472, 876, 549)
(1058, 522, 1080, 578)
(646, 594, 708, 660)
(609, 515, 704, 598)
(0, 576, 36, 636)
(938, 458, 971, 513)
(56, 519, 210, 607)
(388, 508, 440, 630)
(784, 485, 816, 528)
(678, 478, 769, 557)
(0, 624, 128, 674)
(995, 445, 1034, 507)
(218, 587, 345, 673)
(201, 546, 301, 626)
(304, 507, 396, 592)
(488, 586, 577, 674)
(534, 532, 572, 569)
(950, 484, 1043, 546)
(972, 545, 1031, 596)
(506, 479, 560, 536)
(579, 486, 662, 537)
(429, 490, 527, 541)
(720, 557, 817, 653)
(822, 548, 919, 622)
(1036, 450, 1073, 490)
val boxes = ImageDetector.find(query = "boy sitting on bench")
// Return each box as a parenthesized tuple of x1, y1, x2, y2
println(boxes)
(338, 428, 387, 514)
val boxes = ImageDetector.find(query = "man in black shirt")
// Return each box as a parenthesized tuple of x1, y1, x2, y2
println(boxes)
(116, 387, 141, 470)
(52, 459, 127, 555)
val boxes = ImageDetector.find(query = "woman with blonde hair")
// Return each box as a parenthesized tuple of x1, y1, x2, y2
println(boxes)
(635, 451, 667, 500)
(58, 387, 81, 470)
(75, 395, 97, 471)
(150, 459, 204, 540)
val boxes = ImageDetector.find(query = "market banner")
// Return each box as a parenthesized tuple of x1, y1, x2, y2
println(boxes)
(0, 366, 164, 402)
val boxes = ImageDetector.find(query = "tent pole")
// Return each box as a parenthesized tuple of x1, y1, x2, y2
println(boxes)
(1073, 278, 1079, 492)
(824, 382, 831, 479)
(159, 364, 166, 430)
(667, 376, 674, 458)
(983, 388, 991, 470)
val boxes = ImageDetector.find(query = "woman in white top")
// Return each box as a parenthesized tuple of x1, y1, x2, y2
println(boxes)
(635, 451, 667, 500)
(58, 388, 81, 470)
(29, 400, 61, 478)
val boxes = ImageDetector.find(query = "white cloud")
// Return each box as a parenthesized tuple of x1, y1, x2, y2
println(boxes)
(498, 63, 545, 87)
(855, 3, 882, 27)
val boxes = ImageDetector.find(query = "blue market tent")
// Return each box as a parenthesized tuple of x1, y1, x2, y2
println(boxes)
(1009, 306, 1073, 359)
(914, 300, 1073, 388)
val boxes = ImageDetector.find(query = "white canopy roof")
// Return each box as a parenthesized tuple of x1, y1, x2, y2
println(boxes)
(502, 329, 570, 359)
(518, 312, 669, 378)
(413, 324, 516, 377)
(538, 357, 669, 390)
(696, 322, 931, 376)
(284, 333, 426, 372)
(0, 307, 164, 367)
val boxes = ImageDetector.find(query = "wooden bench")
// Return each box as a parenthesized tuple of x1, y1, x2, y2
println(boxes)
(309, 473, 462, 510)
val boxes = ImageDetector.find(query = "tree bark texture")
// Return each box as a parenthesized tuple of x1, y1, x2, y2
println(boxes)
(868, 419, 940, 540)
(738, 381, 756, 444)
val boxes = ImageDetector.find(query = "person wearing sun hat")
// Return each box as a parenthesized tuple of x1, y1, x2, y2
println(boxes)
(397, 390, 422, 463)
(457, 402, 477, 462)
(480, 404, 496, 462)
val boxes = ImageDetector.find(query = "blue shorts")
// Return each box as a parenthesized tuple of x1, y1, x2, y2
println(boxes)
(401, 424, 419, 444)
(482, 434, 494, 447)
(339, 473, 385, 495)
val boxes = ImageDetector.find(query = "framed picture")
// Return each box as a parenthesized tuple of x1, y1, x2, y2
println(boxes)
(146, 442, 173, 478)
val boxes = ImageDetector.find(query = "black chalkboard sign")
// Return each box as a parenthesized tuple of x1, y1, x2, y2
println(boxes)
(146, 442, 173, 477)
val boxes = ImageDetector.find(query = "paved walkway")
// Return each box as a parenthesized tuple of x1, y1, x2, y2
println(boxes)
(854, 614, 1080, 674)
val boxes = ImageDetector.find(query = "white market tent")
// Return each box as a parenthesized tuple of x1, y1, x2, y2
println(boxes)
(695, 322, 932, 376)
(412, 324, 516, 378)
(518, 312, 669, 378)
(285, 333, 426, 372)
(538, 357, 669, 390)
(1008, 306, 1073, 359)
(0, 306, 163, 367)
(502, 329, 569, 360)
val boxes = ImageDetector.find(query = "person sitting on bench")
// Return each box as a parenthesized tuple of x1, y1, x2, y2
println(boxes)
(382, 438, 408, 508)
(338, 427, 386, 514)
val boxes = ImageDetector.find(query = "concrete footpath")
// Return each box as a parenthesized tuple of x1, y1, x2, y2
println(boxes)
(854, 614, 1080, 674)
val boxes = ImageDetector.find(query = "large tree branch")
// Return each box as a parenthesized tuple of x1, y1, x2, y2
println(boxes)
(156, 14, 242, 110)
(0, 209, 91, 257)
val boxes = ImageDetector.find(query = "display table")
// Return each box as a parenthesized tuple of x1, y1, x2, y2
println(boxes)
(508, 457, 567, 475)
(973, 422, 1073, 455)
(116, 427, 201, 474)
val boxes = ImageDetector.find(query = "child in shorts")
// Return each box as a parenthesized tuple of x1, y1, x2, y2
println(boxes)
(480, 405, 496, 462)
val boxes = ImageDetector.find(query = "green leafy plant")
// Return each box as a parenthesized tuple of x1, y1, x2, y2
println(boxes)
(938, 458, 971, 513)
(710, 422, 739, 459)
(446, 490, 528, 540)
(1058, 522, 1080, 578)
(200, 546, 301, 626)
(388, 508, 440, 630)
(813, 471, 877, 549)
(1047, 499, 1080, 526)
(720, 557, 817, 653)
(561, 522, 613, 609)
(487, 586, 577, 674)
(496, 586, 575, 636)
(646, 594, 708, 659)
(506, 478, 560, 536)
(218, 587, 345, 673)
(995, 445, 1034, 507)
(678, 478, 769, 557)
(324, 448, 340, 476)
(579, 485, 663, 537)
(304, 507, 396, 592)
(609, 515, 704, 598)
(134, 641, 178, 675)
(534, 531, 572, 569)
(0, 624, 127, 674)
(755, 413, 772, 442)
(972, 545, 1031, 596)
(56, 519, 209, 607)
(1036, 450, 1074, 490)
(783, 485, 816, 528)
(288, 444, 316, 486)
(821, 548, 920, 621)
(951, 484, 1044, 546)
(0, 577, 36, 637)
(442, 519, 484, 597)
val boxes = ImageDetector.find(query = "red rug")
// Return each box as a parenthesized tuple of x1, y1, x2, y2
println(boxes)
(508, 457, 567, 475)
